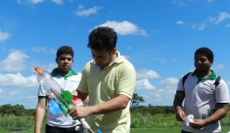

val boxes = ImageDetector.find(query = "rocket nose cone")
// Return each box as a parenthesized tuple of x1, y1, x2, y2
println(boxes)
(34, 67, 43, 75)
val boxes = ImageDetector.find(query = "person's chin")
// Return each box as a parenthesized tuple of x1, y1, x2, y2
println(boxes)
(62, 67, 70, 71)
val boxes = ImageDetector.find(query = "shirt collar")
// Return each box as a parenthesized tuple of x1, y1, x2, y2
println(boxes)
(51, 68, 78, 79)
(90, 51, 125, 67)
(192, 69, 217, 82)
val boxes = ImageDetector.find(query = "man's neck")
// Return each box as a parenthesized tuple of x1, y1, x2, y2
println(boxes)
(196, 69, 211, 78)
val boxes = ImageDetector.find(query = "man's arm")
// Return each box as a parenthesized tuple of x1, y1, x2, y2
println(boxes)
(69, 94, 130, 119)
(76, 90, 88, 102)
(173, 91, 185, 121)
(72, 90, 89, 106)
(189, 103, 228, 129)
(34, 98, 46, 133)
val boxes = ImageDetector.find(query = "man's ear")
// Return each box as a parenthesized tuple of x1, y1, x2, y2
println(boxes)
(55, 58, 58, 63)
(112, 48, 117, 55)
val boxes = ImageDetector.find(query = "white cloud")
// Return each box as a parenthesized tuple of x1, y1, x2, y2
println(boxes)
(192, 22, 207, 31)
(213, 64, 225, 70)
(143, 87, 176, 105)
(0, 50, 29, 72)
(52, 0, 63, 4)
(25, 95, 37, 99)
(208, 0, 214, 3)
(39, 62, 57, 72)
(9, 91, 20, 96)
(136, 78, 155, 90)
(31, 0, 44, 4)
(0, 32, 11, 42)
(226, 80, 230, 87)
(17, 0, 44, 4)
(160, 77, 178, 89)
(136, 70, 159, 79)
(192, 12, 230, 31)
(0, 90, 20, 96)
(176, 20, 185, 25)
(160, 59, 166, 64)
(99, 20, 148, 36)
(171, 0, 187, 6)
(75, 5, 100, 16)
(0, 73, 37, 88)
(225, 24, 230, 27)
(209, 12, 230, 25)
(29, 47, 56, 54)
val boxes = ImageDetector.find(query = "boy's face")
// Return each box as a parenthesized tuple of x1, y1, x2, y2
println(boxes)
(194, 54, 212, 71)
(56, 54, 73, 75)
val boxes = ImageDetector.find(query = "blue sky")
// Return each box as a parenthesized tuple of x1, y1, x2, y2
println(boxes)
(0, 0, 230, 109)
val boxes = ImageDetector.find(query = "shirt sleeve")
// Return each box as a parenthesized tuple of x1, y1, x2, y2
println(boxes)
(37, 85, 46, 97)
(77, 66, 88, 94)
(116, 61, 136, 99)
(177, 77, 184, 92)
(215, 79, 230, 103)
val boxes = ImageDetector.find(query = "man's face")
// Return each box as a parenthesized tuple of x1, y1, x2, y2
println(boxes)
(56, 54, 73, 75)
(194, 54, 212, 71)
(91, 49, 115, 68)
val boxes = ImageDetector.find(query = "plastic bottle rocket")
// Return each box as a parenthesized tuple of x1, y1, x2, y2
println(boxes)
(34, 66, 74, 115)
(34, 67, 95, 133)
(34, 66, 62, 95)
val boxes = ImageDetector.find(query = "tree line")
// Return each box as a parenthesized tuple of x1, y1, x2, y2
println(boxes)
(0, 93, 174, 116)
(0, 104, 35, 116)
(0, 104, 176, 116)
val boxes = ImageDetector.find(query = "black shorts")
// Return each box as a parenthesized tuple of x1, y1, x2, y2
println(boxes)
(46, 124, 84, 133)
(181, 130, 192, 133)
(181, 130, 220, 133)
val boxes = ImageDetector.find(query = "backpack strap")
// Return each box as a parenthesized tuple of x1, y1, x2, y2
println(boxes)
(182, 72, 192, 88)
(214, 76, 221, 87)
(182, 72, 221, 89)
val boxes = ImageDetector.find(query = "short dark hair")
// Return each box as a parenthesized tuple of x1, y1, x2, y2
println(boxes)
(194, 47, 214, 62)
(56, 45, 74, 58)
(87, 26, 117, 52)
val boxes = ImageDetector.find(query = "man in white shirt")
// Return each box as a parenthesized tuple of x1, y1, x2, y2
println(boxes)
(173, 47, 229, 133)
(35, 46, 83, 133)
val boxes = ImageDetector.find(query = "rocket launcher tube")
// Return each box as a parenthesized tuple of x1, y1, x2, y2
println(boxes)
(34, 67, 95, 133)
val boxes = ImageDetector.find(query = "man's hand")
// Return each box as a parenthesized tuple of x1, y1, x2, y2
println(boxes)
(176, 109, 185, 121)
(47, 93, 54, 101)
(189, 119, 206, 129)
(69, 106, 90, 120)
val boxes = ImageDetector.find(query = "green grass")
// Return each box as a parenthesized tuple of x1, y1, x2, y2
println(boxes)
(131, 126, 230, 133)
(0, 113, 230, 133)
(0, 126, 230, 133)
(131, 113, 181, 128)
(131, 127, 180, 133)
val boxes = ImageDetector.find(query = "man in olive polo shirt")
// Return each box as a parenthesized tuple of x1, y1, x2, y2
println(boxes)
(69, 26, 136, 133)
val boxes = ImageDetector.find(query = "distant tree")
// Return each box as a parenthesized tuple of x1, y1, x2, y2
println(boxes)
(13, 104, 25, 116)
(0, 104, 13, 116)
(131, 93, 145, 107)
(148, 104, 152, 107)
(0, 104, 27, 116)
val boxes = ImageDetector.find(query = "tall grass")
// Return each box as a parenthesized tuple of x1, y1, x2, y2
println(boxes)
(0, 115, 33, 131)
(131, 113, 181, 128)
(0, 115, 45, 132)
(0, 113, 230, 132)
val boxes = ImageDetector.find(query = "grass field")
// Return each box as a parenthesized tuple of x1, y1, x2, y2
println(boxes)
(0, 113, 230, 133)
(131, 127, 230, 133)
(0, 127, 230, 133)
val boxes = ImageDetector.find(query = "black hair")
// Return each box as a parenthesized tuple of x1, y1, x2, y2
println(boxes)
(194, 47, 214, 62)
(87, 26, 117, 52)
(56, 45, 74, 58)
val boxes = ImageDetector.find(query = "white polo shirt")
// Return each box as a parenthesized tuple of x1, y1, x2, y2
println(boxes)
(177, 70, 229, 132)
(37, 68, 81, 128)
